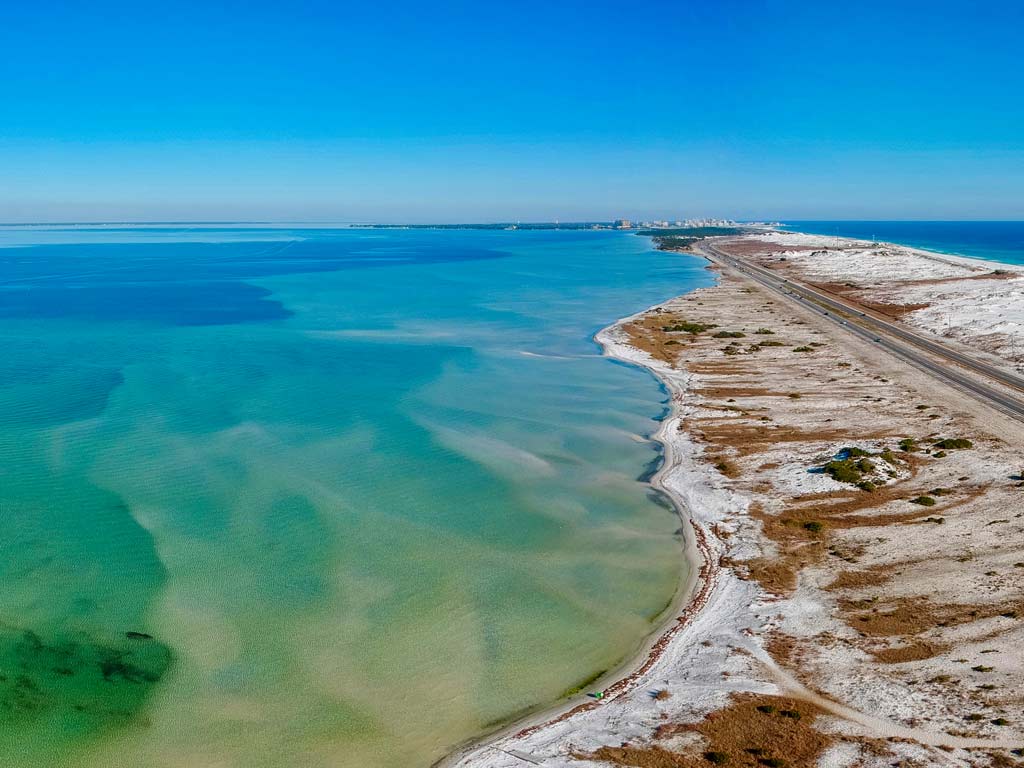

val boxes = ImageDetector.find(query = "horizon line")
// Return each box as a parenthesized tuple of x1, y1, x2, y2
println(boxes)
(2, 218, 1024, 228)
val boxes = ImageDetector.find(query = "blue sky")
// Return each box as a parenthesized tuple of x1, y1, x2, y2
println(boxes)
(1, 0, 1022, 222)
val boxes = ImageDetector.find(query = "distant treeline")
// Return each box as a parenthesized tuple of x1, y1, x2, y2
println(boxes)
(638, 226, 753, 253)
(650, 236, 700, 251)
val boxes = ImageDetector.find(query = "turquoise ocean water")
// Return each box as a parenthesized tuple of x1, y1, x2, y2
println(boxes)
(0, 226, 711, 767)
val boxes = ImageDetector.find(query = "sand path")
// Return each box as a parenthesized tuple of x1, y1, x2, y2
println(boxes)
(763, 655, 1024, 750)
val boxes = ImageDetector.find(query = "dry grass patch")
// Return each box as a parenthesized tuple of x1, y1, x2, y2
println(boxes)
(740, 484, 928, 596)
(826, 568, 891, 591)
(625, 319, 684, 365)
(687, 363, 755, 376)
(583, 694, 830, 768)
(696, 424, 858, 458)
(856, 300, 931, 318)
(840, 596, 1024, 638)
(710, 455, 741, 479)
(840, 596, 947, 637)
(744, 556, 801, 595)
(871, 640, 948, 663)
(697, 387, 777, 399)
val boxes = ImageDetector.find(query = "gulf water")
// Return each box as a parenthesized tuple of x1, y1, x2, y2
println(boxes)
(782, 221, 1024, 265)
(0, 226, 710, 767)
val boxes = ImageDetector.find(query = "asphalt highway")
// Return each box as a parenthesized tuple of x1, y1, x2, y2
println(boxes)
(697, 242, 1024, 423)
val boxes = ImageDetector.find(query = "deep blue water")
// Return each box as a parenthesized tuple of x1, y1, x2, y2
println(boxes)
(781, 221, 1024, 265)
(0, 237, 509, 324)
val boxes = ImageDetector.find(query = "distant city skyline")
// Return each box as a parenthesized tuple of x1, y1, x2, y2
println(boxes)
(2, 0, 1022, 222)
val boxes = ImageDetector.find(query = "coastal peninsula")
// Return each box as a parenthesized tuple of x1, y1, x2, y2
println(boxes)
(446, 232, 1024, 768)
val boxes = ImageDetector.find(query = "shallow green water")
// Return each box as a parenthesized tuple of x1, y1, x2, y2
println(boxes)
(0, 227, 710, 766)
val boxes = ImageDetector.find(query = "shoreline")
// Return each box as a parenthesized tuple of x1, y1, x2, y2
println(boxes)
(437, 237, 790, 765)
(436, 294, 728, 768)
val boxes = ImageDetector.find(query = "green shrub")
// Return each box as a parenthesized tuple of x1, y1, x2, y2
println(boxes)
(755, 328, 775, 335)
(934, 438, 973, 449)
(704, 752, 729, 764)
(857, 480, 876, 492)
(803, 521, 824, 533)
(713, 330, 746, 338)
(792, 346, 813, 352)
(910, 496, 936, 506)
(758, 340, 785, 347)
(663, 321, 716, 334)
(898, 438, 917, 452)
(824, 459, 862, 484)
(755, 704, 775, 714)
(779, 710, 801, 720)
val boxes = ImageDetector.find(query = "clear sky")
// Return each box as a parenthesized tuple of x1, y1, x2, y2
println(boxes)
(2, 0, 1022, 222)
